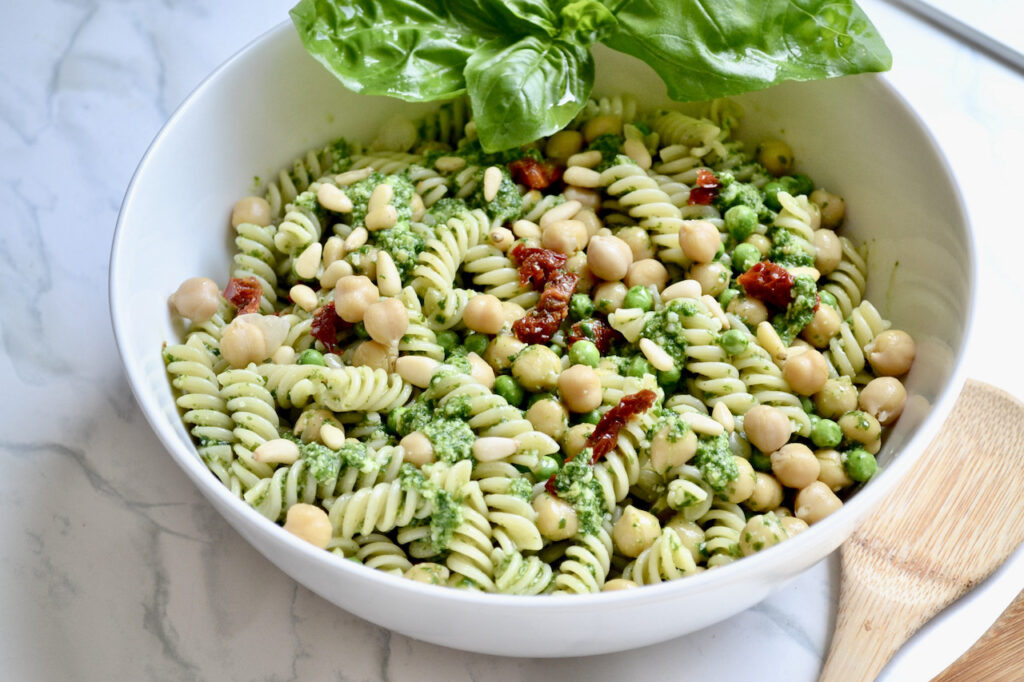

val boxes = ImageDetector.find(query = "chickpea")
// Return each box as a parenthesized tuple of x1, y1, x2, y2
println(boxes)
(688, 262, 730, 296)
(743, 405, 792, 454)
(563, 423, 595, 458)
(575, 208, 602, 238)
(512, 345, 562, 392)
(587, 235, 633, 281)
(602, 579, 638, 591)
(169, 276, 221, 322)
(727, 296, 769, 327)
(771, 443, 821, 489)
(404, 562, 449, 585)
(813, 229, 843, 276)
(816, 448, 854, 491)
(546, 129, 584, 161)
(782, 348, 829, 395)
(745, 233, 772, 257)
(801, 304, 841, 347)
(362, 298, 409, 346)
(757, 139, 794, 176)
(463, 294, 505, 335)
(663, 515, 705, 562)
(220, 315, 268, 368)
(333, 275, 379, 323)
(810, 189, 846, 229)
(582, 113, 622, 143)
(282, 503, 332, 548)
(859, 377, 907, 425)
(542, 219, 587, 255)
(467, 351, 495, 389)
(678, 220, 721, 263)
(625, 259, 669, 291)
(592, 280, 628, 314)
(815, 377, 859, 418)
(721, 456, 756, 503)
(485, 334, 526, 371)
(400, 431, 435, 466)
(502, 301, 527, 325)
(351, 340, 392, 371)
(526, 398, 569, 440)
(794, 481, 843, 524)
(649, 425, 698, 474)
(563, 187, 602, 214)
(865, 330, 916, 377)
(558, 365, 602, 413)
(746, 472, 785, 512)
(612, 505, 661, 558)
(565, 252, 595, 294)
(780, 515, 809, 536)
(231, 196, 272, 228)
(616, 226, 655, 261)
(839, 410, 882, 445)
(739, 513, 788, 556)
(533, 492, 579, 541)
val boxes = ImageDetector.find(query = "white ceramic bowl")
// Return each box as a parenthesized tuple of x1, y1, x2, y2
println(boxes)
(110, 22, 974, 657)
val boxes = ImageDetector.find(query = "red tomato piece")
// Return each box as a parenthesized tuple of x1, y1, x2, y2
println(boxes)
(688, 168, 721, 205)
(223, 277, 262, 315)
(737, 261, 794, 307)
(508, 157, 562, 190)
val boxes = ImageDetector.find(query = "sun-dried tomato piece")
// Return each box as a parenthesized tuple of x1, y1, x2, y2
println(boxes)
(688, 168, 721, 205)
(311, 302, 345, 353)
(508, 157, 562, 190)
(510, 243, 567, 290)
(223, 277, 262, 315)
(585, 389, 658, 464)
(567, 318, 619, 354)
(737, 261, 795, 307)
(513, 272, 579, 344)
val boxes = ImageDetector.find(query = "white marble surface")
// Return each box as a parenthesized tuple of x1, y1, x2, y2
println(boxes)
(2, 1, 1022, 680)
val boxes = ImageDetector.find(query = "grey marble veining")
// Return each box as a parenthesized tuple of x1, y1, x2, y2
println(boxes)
(2, 1, 1023, 680)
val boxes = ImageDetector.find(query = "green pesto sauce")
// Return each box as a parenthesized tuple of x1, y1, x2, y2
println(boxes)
(773, 274, 818, 345)
(587, 134, 625, 172)
(507, 477, 533, 502)
(291, 189, 319, 213)
(462, 166, 522, 223)
(641, 297, 701, 360)
(694, 433, 738, 493)
(426, 197, 470, 226)
(422, 418, 475, 464)
(375, 223, 424, 280)
(714, 172, 769, 220)
(294, 439, 373, 483)
(347, 172, 415, 228)
(768, 226, 814, 268)
(326, 136, 353, 173)
(399, 463, 463, 553)
(553, 452, 605, 536)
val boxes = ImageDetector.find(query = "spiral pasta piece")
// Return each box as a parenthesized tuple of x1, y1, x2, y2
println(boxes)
(396, 286, 445, 360)
(462, 244, 539, 308)
(826, 300, 891, 380)
(354, 534, 412, 575)
(823, 237, 868, 318)
(273, 198, 323, 256)
(553, 523, 614, 594)
(411, 209, 487, 295)
(445, 505, 497, 592)
(232, 221, 280, 312)
(699, 500, 746, 568)
(622, 528, 699, 585)
(243, 457, 318, 521)
(599, 160, 684, 235)
(773, 191, 819, 242)
(473, 462, 543, 552)
(492, 549, 553, 595)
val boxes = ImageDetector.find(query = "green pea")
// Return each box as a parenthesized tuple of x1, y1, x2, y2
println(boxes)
(465, 333, 489, 356)
(843, 447, 877, 482)
(528, 392, 556, 407)
(732, 242, 761, 273)
(569, 339, 600, 367)
(579, 409, 602, 425)
(787, 173, 815, 197)
(297, 349, 326, 366)
(533, 456, 559, 480)
(800, 396, 816, 414)
(750, 450, 772, 473)
(627, 355, 653, 378)
(763, 180, 785, 211)
(436, 330, 459, 354)
(549, 343, 564, 357)
(719, 329, 748, 355)
(718, 287, 739, 308)
(657, 366, 682, 389)
(494, 375, 524, 407)
(569, 294, 594, 320)
(811, 419, 843, 448)
(623, 285, 653, 311)
(725, 205, 758, 242)
(353, 322, 369, 339)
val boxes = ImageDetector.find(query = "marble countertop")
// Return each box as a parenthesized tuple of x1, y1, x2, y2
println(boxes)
(2, 1, 1022, 680)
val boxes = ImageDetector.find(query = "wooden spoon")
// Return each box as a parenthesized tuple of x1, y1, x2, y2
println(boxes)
(820, 379, 1024, 681)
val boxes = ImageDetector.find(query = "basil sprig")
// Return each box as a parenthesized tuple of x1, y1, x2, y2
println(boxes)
(291, 0, 890, 152)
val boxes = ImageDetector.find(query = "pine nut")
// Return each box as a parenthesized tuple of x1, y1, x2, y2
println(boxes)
(662, 279, 703, 301)
(712, 402, 734, 432)
(563, 166, 602, 188)
(489, 227, 514, 251)
(253, 438, 300, 464)
(396, 355, 440, 388)
(567, 150, 602, 168)
(540, 200, 582, 228)
(320, 260, 353, 290)
(434, 156, 466, 172)
(472, 436, 518, 462)
(788, 266, 821, 281)
(272, 345, 296, 365)
(757, 321, 789, 363)
(623, 139, 652, 169)
(368, 183, 394, 213)
(680, 412, 725, 436)
(400, 431, 435, 466)
(335, 167, 373, 186)
(290, 284, 319, 312)
(702, 294, 730, 329)
(317, 184, 353, 213)
(376, 251, 401, 296)
(483, 166, 503, 202)
(323, 236, 345, 266)
(319, 423, 346, 450)
(639, 338, 675, 372)
(512, 220, 541, 239)
(365, 205, 398, 231)
(410, 193, 426, 222)
(294, 242, 322, 280)
(343, 226, 368, 252)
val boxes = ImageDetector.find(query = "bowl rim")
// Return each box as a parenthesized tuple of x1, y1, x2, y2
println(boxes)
(109, 20, 978, 610)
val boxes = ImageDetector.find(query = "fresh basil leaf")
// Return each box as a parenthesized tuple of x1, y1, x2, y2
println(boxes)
(465, 36, 593, 152)
(557, 0, 617, 40)
(601, 0, 892, 101)
(493, 0, 560, 37)
(290, 0, 489, 100)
